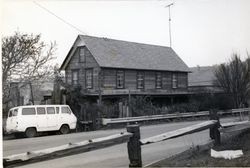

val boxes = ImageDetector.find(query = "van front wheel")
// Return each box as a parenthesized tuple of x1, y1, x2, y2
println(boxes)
(25, 128, 37, 138)
(60, 125, 70, 134)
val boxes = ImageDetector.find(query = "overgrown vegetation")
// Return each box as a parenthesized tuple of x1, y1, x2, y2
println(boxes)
(214, 54, 250, 108)
(2, 31, 56, 115)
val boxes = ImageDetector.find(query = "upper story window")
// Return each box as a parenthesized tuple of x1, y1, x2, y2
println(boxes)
(116, 70, 125, 89)
(79, 47, 85, 63)
(86, 69, 93, 89)
(155, 72, 162, 89)
(72, 70, 79, 85)
(66, 71, 71, 84)
(172, 73, 178, 89)
(137, 71, 144, 89)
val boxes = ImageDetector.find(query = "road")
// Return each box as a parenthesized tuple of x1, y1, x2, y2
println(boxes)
(3, 117, 238, 168)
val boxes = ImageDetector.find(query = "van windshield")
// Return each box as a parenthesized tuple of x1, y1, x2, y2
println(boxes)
(8, 109, 18, 117)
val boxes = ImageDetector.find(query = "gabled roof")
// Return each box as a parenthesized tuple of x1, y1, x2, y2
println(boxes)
(60, 35, 190, 72)
(188, 66, 216, 86)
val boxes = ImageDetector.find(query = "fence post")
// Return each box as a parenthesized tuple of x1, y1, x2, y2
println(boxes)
(209, 109, 221, 145)
(127, 125, 142, 167)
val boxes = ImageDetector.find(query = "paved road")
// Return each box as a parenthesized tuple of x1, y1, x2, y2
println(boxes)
(3, 117, 238, 168)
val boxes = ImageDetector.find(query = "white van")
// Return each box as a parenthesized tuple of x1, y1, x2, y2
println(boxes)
(6, 105, 77, 138)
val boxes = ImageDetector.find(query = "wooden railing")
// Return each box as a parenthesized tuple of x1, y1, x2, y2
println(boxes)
(3, 132, 132, 167)
(4, 108, 250, 167)
(102, 108, 250, 125)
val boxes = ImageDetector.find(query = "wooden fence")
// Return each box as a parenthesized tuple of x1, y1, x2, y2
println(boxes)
(4, 108, 250, 167)
(102, 108, 250, 125)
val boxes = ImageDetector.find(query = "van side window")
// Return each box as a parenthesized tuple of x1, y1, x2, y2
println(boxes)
(62, 107, 71, 114)
(56, 107, 59, 114)
(47, 107, 55, 114)
(37, 107, 46, 115)
(22, 108, 36, 115)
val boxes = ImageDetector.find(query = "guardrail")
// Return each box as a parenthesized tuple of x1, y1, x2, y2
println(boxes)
(102, 108, 250, 125)
(4, 108, 250, 167)
(3, 132, 132, 167)
(126, 110, 250, 167)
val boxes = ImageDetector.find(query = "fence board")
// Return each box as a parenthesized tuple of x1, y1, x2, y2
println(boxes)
(4, 132, 132, 167)
(102, 111, 209, 125)
(140, 120, 217, 145)
(221, 120, 250, 128)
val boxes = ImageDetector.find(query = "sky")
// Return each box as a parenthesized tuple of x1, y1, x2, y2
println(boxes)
(1, 0, 250, 67)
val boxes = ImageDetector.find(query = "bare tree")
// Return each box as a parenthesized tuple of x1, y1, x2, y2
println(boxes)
(214, 54, 250, 108)
(2, 31, 56, 109)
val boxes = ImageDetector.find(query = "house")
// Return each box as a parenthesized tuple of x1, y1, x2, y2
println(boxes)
(8, 81, 54, 108)
(60, 35, 190, 118)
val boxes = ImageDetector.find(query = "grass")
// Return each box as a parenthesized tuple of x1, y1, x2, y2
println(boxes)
(148, 130, 250, 167)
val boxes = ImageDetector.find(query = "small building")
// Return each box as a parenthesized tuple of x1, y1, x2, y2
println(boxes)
(188, 66, 235, 110)
(60, 35, 190, 119)
(188, 66, 220, 93)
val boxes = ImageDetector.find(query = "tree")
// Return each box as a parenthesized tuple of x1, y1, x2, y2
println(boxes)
(2, 31, 56, 110)
(214, 54, 250, 108)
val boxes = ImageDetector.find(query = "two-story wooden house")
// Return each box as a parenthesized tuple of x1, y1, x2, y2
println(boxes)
(60, 35, 190, 118)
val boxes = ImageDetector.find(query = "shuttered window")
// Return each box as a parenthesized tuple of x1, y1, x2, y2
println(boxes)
(116, 70, 124, 89)
(137, 71, 144, 89)
(72, 70, 79, 85)
(172, 73, 178, 89)
(86, 69, 93, 89)
(79, 47, 85, 63)
(155, 72, 162, 89)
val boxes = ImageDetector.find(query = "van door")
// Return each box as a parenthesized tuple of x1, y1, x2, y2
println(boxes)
(6, 109, 18, 132)
(21, 107, 37, 131)
(36, 107, 47, 131)
(46, 107, 58, 130)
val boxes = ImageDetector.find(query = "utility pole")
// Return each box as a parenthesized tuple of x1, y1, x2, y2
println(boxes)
(165, 3, 174, 48)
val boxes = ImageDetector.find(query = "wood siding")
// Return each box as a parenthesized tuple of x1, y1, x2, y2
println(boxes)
(65, 47, 100, 90)
(65, 46, 188, 95)
(102, 68, 188, 93)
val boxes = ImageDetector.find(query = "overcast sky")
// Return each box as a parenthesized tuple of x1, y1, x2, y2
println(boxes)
(2, 0, 250, 67)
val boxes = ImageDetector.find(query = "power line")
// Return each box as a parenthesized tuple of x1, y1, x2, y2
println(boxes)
(33, 1, 88, 35)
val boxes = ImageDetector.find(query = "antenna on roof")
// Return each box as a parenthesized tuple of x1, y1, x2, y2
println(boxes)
(165, 3, 174, 48)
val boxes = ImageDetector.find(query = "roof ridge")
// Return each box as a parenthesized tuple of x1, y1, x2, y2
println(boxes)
(79, 34, 172, 49)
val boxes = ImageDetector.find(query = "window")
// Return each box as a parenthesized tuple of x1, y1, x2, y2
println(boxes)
(116, 70, 125, 89)
(172, 73, 178, 89)
(8, 110, 13, 117)
(62, 107, 71, 114)
(9, 109, 18, 117)
(37, 107, 46, 115)
(47, 107, 55, 114)
(72, 70, 79, 85)
(85, 69, 93, 89)
(66, 71, 71, 84)
(137, 71, 144, 89)
(155, 72, 162, 89)
(79, 47, 85, 63)
(22, 108, 36, 115)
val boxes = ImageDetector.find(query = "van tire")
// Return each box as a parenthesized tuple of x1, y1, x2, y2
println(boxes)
(60, 125, 70, 134)
(25, 128, 37, 138)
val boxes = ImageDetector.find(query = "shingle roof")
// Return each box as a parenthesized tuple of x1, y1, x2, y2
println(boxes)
(61, 35, 190, 72)
(188, 66, 216, 86)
